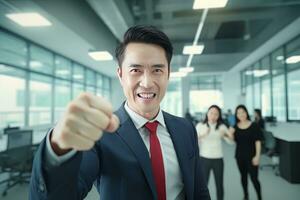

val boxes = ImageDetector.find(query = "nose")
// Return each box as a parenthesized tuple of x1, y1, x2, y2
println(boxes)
(139, 72, 154, 89)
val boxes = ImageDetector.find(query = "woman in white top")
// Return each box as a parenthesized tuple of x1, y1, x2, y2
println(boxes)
(196, 105, 231, 200)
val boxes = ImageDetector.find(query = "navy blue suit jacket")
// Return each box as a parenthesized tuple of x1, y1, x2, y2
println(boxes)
(29, 105, 210, 200)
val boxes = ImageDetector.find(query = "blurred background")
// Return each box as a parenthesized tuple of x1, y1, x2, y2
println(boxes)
(0, 0, 300, 199)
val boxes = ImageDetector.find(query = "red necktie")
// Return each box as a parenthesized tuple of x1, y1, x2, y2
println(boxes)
(144, 121, 166, 200)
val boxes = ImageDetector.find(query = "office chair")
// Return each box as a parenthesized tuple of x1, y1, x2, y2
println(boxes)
(260, 130, 279, 175)
(0, 129, 33, 196)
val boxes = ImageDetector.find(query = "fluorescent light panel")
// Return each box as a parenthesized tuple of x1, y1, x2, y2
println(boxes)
(193, 0, 228, 9)
(56, 70, 70, 75)
(246, 70, 269, 77)
(88, 51, 113, 61)
(179, 67, 194, 73)
(6, 12, 51, 27)
(183, 45, 204, 55)
(170, 72, 187, 78)
(286, 55, 300, 64)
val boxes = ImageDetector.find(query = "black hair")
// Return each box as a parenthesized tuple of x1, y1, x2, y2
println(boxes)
(115, 25, 173, 69)
(203, 105, 224, 130)
(254, 108, 262, 120)
(254, 108, 265, 129)
(235, 104, 251, 123)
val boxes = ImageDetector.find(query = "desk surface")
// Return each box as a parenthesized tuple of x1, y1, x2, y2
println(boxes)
(0, 130, 46, 152)
(266, 122, 300, 142)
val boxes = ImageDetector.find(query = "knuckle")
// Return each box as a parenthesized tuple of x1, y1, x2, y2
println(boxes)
(67, 102, 81, 113)
(78, 92, 90, 102)
(65, 115, 77, 127)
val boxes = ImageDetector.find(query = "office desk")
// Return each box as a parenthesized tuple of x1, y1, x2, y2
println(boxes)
(267, 123, 300, 183)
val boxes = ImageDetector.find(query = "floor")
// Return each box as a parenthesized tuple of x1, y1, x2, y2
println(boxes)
(1, 143, 299, 200)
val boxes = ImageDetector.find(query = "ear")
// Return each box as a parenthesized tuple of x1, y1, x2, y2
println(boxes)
(117, 67, 122, 83)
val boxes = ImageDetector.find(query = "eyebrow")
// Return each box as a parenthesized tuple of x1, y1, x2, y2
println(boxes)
(128, 64, 166, 68)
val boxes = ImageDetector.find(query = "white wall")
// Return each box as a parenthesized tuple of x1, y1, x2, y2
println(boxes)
(222, 70, 244, 111)
(111, 77, 126, 110)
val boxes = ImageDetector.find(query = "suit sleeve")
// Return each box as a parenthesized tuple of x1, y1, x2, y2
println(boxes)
(190, 122, 211, 200)
(29, 137, 101, 200)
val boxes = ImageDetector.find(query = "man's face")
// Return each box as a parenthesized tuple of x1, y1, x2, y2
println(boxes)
(117, 42, 169, 119)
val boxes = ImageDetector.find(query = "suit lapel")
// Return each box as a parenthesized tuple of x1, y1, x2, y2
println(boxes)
(163, 112, 194, 199)
(115, 105, 157, 199)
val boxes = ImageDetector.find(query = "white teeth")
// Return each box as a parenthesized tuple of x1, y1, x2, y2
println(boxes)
(138, 93, 155, 99)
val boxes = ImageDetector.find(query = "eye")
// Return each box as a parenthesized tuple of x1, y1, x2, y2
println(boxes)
(154, 69, 163, 73)
(130, 69, 140, 73)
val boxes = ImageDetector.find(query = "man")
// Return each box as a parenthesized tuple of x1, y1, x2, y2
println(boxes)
(29, 25, 210, 200)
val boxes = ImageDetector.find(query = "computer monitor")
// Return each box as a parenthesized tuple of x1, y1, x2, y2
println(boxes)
(7, 129, 33, 149)
(3, 126, 20, 135)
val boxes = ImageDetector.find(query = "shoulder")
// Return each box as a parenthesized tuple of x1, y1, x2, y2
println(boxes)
(250, 122, 260, 130)
(163, 111, 196, 137)
(163, 111, 192, 127)
(196, 122, 205, 129)
(219, 123, 227, 129)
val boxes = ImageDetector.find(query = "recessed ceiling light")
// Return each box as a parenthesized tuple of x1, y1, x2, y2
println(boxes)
(183, 45, 204, 55)
(88, 51, 113, 61)
(193, 0, 228, 9)
(6, 12, 52, 27)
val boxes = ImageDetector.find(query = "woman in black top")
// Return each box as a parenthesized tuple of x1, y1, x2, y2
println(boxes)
(227, 105, 263, 200)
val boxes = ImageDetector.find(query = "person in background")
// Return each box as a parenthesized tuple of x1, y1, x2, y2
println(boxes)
(254, 109, 265, 130)
(196, 105, 232, 200)
(227, 105, 263, 200)
(185, 108, 195, 125)
(226, 109, 236, 127)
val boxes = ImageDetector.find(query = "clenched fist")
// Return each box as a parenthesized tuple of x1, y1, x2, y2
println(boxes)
(50, 92, 119, 155)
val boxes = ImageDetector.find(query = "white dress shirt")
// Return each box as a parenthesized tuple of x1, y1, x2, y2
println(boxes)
(124, 103, 184, 200)
(196, 123, 232, 159)
(45, 103, 184, 200)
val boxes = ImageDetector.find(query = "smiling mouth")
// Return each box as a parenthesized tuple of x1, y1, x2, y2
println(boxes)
(137, 92, 156, 99)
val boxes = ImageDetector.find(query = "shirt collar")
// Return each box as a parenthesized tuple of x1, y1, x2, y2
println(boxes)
(124, 101, 166, 129)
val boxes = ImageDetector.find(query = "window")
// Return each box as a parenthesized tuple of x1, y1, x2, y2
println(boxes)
(189, 75, 223, 117)
(260, 56, 271, 116)
(55, 55, 71, 80)
(30, 45, 53, 75)
(103, 77, 111, 100)
(86, 69, 96, 94)
(29, 73, 52, 126)
(86, 69, 96, 87)
(271, 48, 286, 121)
(0, 31, 27, 68)
(0, 65, 26, 128)
(0, 29, 114, 128)
(96, 74, 103, 96)
(73, 64, 85, 83)
(286, 36, 300, 120)
(253, 63, 261, 109)
(54, 80, 71, 121)
(72, 83, 84, 99)
(245, 68, 254, 114)
(161, 78, 182, 116)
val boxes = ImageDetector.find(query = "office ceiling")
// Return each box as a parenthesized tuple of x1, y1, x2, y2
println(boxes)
(0, 0, 300, 77)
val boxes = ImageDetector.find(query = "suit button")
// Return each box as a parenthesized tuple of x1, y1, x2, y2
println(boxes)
(39, 183, 45, 192)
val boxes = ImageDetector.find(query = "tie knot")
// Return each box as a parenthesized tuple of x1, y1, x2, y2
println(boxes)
(144, 121, 159, 134)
